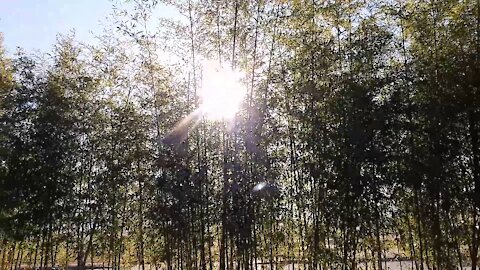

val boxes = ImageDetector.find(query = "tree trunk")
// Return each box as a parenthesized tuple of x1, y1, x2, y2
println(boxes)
(470, 110, 480, 270)
(1, 241, 7, 270)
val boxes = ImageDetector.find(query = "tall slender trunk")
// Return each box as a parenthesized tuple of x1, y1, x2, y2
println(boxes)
(375, 215, 382, 270)
(65, 240, 69, 270)
(136, 164, 145, 270)
(405, 207, 418, 270)
(9, 243, 15, 270)
(469, 110, 480, 270)
(414, 190, 425, 270)
(220, 131, 228, 270)
(39, 234, 46, 270)
(33, 239, 38, 269)
(15, 242, 23, 270)
(473, 1, 480, 267)
(253, 205, 258, 270)
(1, 241, 7, 270)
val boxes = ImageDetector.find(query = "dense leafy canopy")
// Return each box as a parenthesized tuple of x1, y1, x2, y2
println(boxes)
(1, 0, 480, 270)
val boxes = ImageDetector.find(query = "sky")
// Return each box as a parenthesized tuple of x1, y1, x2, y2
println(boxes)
(0, 0, 180, 56)
(0, 0, 116, 54)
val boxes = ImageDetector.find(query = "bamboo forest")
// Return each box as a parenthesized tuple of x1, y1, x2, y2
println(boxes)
(1, 0, 480, 269)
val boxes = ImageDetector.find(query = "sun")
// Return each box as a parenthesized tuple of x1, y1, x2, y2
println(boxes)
(199, 60, 246, 120)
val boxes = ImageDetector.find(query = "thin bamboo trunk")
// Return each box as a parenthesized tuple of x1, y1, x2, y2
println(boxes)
(469, 110, 480, 270)
(1, 241, 7, 270)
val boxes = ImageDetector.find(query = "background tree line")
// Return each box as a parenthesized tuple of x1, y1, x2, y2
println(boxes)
(1, 0, 480, 269)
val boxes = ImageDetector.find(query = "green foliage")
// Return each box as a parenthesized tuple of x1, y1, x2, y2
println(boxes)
(1, 1, 480, 270)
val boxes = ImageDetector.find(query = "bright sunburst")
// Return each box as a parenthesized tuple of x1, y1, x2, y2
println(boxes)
(199, 60, 246, 120)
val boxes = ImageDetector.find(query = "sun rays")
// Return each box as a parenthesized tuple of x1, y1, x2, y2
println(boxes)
(199, 60, 247, 121)
(163, 60, 247, 145)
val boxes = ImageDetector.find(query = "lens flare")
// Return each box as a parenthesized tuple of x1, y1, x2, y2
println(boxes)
(199, 60, 246, 120)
